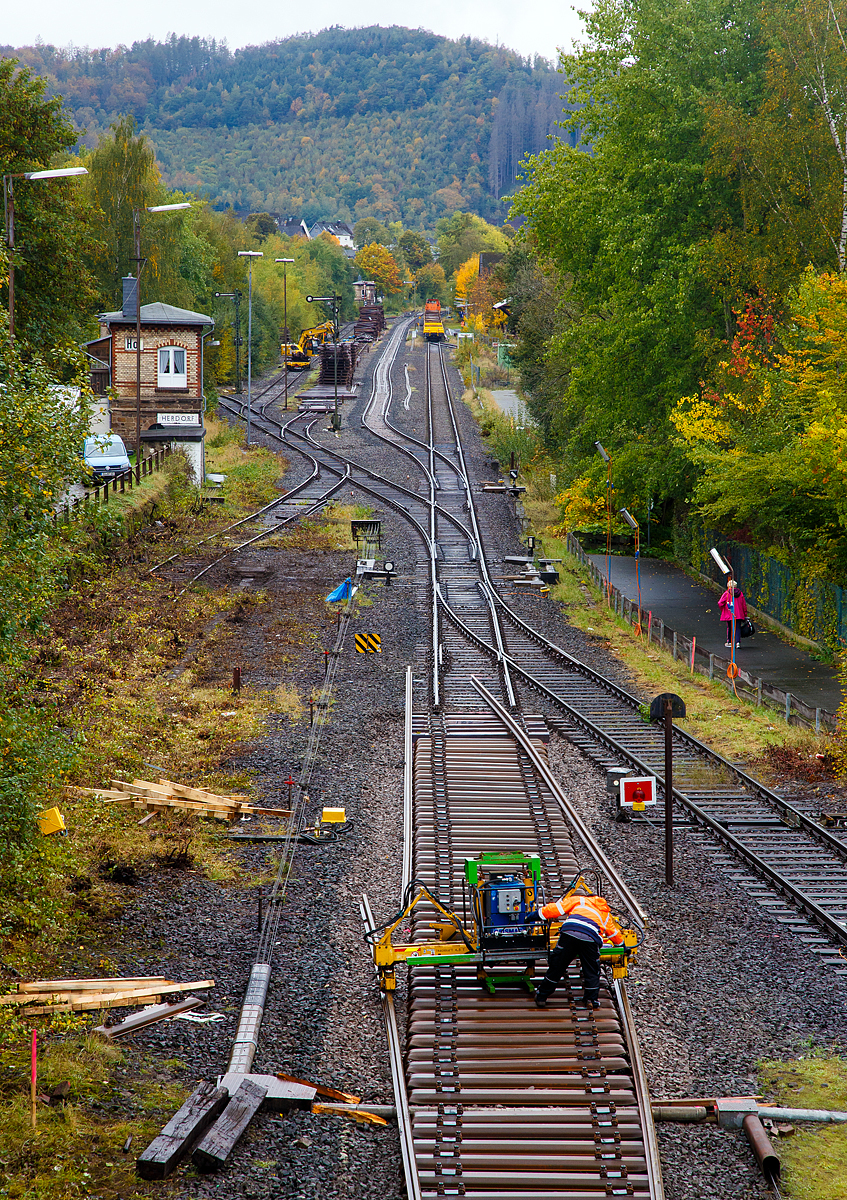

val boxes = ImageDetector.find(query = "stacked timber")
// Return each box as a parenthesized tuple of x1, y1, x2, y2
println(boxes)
(82, 778, 291, 823)
(0, 976, 214, 1016)
(354, 304, 385, 341)
(317, 343, 356, 387)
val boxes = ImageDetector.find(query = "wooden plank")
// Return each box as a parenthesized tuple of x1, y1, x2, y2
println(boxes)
(160, 780, 250, 806)
(192, 1079, 268, 1173)
(136, 1081, 230, 1180)
(3, 980, 214, 1010)
(18, 995, 161, 1016)
(94, 996, 202, 1039)
(18, 977, 169, 993)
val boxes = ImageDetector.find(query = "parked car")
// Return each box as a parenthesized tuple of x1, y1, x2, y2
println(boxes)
(83, 434, 131, 485)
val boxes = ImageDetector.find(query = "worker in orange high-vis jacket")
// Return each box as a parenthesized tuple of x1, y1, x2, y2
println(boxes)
(534, 893, 623, 1009)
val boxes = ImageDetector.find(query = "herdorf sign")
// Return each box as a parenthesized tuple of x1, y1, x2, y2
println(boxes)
(157, 412, 200, 426)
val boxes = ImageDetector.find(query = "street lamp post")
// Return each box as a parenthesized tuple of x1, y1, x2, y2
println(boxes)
(2, 166, 88, 340)
(214, 290, 243, 393)
(238, 250, 263, 445)
(619, 508, 642, 634)
(132, 202, 192, 480)
(595, 441, 612, 604)
(306, 294, 341, 426)
(275, 258, 294, 411)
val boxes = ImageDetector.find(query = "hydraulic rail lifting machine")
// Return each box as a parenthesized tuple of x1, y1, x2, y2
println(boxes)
(366, 851, 640, 994)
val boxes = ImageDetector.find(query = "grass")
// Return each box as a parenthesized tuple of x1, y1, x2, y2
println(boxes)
(0, 1032, 188, 1199)
(759, 1052, 847, 1199)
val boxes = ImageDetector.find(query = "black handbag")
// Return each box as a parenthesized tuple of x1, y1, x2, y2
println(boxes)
(738, 618, 755, 638)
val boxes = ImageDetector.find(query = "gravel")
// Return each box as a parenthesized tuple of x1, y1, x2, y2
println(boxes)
(98, 325, 844, 1199)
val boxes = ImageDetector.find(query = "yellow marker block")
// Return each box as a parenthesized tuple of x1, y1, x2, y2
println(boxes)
(37, 807, 66, 836)
(322, 807, 346, 824)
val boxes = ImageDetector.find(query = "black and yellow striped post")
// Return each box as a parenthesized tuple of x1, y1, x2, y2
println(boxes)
(355, 632, 382, 653)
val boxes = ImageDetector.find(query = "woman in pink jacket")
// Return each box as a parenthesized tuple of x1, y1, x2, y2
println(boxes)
(719, 579, 747, 648)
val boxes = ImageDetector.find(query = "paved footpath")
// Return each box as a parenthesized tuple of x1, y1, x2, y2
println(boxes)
(588, 554, 842, 715)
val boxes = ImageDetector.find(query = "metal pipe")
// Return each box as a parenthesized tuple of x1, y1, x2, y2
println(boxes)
(227, 962, 271, 1074)
(759, 1106, 847, 1123)
(743, 1114, 780, 1184)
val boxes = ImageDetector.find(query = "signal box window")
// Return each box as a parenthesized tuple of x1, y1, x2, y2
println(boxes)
(158, 346, 187, 388)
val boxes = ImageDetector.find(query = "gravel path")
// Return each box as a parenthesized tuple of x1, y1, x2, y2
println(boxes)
(103, 327, 844, 1199)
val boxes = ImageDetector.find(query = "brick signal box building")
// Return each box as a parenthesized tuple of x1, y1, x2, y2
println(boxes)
(87, 279, 214, 482)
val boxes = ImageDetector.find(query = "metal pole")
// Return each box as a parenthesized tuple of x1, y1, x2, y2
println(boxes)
(134, 210, 142, 483)
(283, 266, 289, 411)
(664, 698, 674, 886)
(246, 261, 253, 446)
(331, 294, 340, 427)
(234, 290, 242, 394)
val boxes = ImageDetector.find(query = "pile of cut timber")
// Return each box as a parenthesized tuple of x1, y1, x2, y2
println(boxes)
(84, 778, 291, 823)
(0, 976, 214, 1016)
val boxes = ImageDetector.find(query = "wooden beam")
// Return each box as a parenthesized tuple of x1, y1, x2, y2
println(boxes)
(17, 977, 169, 993)
(192, 1078, 268, 1172)
(136, 1081, 230, 1179)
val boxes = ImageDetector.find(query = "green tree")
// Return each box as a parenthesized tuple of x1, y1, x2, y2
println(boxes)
(0, 57, 98, 352)
(512, 0, 766, 510)
(415, 262, 448, 304)
(84, 116, 217, 313)
(353, 217, 391, 248)
(436, 212, 509, 276)
(398, 230, 433, 271)
(0, 288, 91, 853)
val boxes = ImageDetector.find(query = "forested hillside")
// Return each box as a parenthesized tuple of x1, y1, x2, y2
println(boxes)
(3, 27, 564, 226)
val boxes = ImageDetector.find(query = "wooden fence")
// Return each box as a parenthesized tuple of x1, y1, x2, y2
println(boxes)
(565, 533, 838, 735)
(55, 445, 173, 523)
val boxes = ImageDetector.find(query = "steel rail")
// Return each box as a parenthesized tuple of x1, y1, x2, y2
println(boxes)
(470, 676, 648, 930)
(614, 979, 665, 1200)
(490, 589, 847, 866)
(146, 419, 322, 576)
(490, 654, 847, 948)
(360, 892, 422, 1200)
(225, 342, 847, 957)
(403, 664, 414, 898)
(174, 462, 351, 594)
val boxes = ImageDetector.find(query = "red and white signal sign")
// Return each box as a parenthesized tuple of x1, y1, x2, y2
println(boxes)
(620, 776, 657, 809)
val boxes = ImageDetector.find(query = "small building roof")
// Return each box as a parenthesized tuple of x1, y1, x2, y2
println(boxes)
(99, 302, 213, 327)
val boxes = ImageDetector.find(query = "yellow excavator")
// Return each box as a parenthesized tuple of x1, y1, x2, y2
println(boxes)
(281, 321, 334, 369)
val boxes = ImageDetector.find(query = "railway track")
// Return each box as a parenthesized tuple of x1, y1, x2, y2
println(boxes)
(216, 322, 845, 1194)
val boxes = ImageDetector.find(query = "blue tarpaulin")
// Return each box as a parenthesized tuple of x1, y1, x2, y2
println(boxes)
(326, 577, 352, 602)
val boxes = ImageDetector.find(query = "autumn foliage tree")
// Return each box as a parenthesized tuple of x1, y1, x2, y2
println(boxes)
(354, 242, 403, 294)
(671, 270, 847, 575)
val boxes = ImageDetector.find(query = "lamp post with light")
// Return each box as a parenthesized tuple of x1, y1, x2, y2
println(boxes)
(619, 507, 642, 634)
(2, 165, 88, 341)
(238, 250, 263, 445)
(275, 257, 295, 411)
(132, 202, 192, 480)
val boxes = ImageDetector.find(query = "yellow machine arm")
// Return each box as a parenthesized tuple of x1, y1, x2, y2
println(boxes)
(366, 886, 478, 992)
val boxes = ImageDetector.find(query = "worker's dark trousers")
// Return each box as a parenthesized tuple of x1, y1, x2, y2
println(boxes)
(536, 934, 601, 1003)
